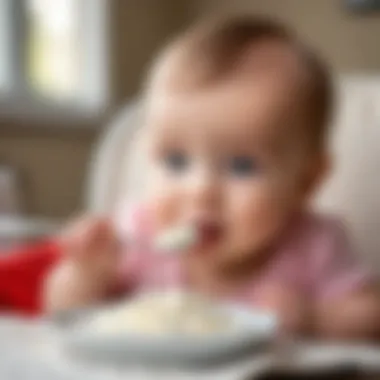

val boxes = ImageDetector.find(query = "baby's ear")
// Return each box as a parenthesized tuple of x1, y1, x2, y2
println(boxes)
(303, 151, 332, 199)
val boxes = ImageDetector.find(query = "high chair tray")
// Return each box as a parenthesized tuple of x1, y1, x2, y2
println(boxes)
(55, 301, 277, 367)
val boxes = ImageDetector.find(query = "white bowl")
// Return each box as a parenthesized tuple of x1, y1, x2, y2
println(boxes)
(57, 301, 278, 367)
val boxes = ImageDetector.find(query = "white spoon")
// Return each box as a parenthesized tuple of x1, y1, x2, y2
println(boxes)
(153, 223, 198, 254)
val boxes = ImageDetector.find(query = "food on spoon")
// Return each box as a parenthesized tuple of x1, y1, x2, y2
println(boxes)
(153, 224, 198, 253)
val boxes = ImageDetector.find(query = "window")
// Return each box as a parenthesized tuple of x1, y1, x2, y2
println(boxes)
(0, 0, 108, 122)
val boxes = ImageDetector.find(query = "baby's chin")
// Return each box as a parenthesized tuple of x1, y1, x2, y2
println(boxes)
(188, 240, 269, 274)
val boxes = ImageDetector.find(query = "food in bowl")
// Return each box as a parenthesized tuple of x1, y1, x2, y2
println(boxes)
(88, 291, 236, 336)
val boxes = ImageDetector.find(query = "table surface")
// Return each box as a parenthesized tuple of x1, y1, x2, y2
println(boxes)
(0, 317, 379, 380)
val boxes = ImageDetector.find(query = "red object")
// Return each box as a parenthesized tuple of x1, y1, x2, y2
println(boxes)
(0, 240, 61, 316)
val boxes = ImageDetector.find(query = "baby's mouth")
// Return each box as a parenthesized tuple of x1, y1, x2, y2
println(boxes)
(153, 219, 223, 254)
(195, 221, 223, 250)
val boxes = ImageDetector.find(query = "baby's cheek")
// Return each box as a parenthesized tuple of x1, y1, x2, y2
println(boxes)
(147, 187, 179, 231)
(230, 187, 286, 248)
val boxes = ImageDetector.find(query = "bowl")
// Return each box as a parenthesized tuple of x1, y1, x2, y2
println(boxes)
(56, 296, 278, 367)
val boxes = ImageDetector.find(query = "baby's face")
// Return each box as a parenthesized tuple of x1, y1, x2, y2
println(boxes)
(144, 64, 318, 271)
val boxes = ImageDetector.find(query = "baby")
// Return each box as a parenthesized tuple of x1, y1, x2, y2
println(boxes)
(44, 16, 380, 340)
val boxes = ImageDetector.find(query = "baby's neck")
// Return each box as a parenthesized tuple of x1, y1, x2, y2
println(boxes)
(185, 247, 273, 297)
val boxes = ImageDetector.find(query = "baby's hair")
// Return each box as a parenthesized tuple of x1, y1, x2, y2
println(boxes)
(147, 15, 333, 150)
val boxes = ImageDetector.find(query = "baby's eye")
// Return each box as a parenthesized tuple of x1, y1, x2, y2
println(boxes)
(162, 151, 190, 173)
(227, 156, 260, 177)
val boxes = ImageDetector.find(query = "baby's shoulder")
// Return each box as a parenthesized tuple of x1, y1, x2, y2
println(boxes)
(293, 212, 353, 264)
(262, 213, 353, 289)
(297, 212, 349, 242)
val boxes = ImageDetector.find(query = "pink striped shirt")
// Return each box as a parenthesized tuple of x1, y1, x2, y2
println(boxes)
(114, 204, 372, 304)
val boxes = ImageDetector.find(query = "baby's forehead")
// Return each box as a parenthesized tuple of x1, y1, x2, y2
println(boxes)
(147, 46, 309, 148)
(150, 38, 309, 95)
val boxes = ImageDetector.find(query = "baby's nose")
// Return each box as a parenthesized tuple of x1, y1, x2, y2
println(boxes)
(186, 171, 220, 207)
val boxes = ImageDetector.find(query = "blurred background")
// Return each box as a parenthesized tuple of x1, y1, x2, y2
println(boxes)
(0, 0, 380, 220)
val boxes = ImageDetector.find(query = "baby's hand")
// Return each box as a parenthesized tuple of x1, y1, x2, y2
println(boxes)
(59, 216, 120, 279)
(44, 216, 121, 314)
